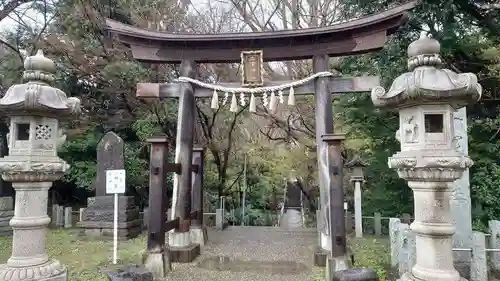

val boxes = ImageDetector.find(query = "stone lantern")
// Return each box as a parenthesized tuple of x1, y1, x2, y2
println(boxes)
(345, 155, 366, 238)
(345, 155, 366, 182)
(0, 50, 80, 281)
(371, 36, 481, 281)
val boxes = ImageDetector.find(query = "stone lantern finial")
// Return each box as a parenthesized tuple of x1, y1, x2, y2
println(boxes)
(407, 36, 440, 58)
(23, 49, 57, 84)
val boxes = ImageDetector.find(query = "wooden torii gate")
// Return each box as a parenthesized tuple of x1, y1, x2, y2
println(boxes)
(104, 1, 415, 277)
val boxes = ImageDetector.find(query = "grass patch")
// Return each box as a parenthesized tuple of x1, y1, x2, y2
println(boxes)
(350, 236, 393, 281)
(309, 236, 393, 281)
(0, 229, 147, 281)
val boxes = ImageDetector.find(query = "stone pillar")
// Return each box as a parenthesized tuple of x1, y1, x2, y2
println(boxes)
(354, 181, 362, 238)
(0, 50, 82, 281)
(64, 207, 72, 228)
(411, 181, 459, 280)
(190, 147, 208, 246)
(371, 37, 481, 281)
(56, 205, 64, 227)
(451, 107, 473, 278)
(79, 208, 85, 222)
(8, 183, 55, 268)
(389, 218, 401, 268)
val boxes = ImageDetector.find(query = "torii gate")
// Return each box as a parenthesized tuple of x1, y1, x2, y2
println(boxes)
(104, 1, 415, 277)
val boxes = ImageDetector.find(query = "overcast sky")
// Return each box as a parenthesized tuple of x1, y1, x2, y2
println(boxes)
(0, 3, 44, 34)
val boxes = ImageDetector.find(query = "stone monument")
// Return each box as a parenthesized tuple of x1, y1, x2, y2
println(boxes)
(0, 50, 81, 281)
(77, 132, 142, 239)
(371, 36, 482, 281)
(451, 106, 473, 278)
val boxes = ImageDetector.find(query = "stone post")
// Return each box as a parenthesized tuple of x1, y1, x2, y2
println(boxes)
(488, 220, 500, 272)
(451, 107, 473, 278)
(79, 208, 85, 222)
(389, 218, 401, 268)
(345, 156, 367, 238)
(51, 204, 59, 227)
(0, 50, 81, 281)
(374, 212, 382, 236)
(353, 182, 362, 237)
(56, 205, 64, 227)
(64, 207, 72, 228)
(371, 37, 481, 281)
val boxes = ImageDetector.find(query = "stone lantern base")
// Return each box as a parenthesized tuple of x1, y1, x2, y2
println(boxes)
(0, 260, 67, 281)
(400, 272, 466, 281)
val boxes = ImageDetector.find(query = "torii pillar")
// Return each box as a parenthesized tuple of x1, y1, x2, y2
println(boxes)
(168, 60, 201, 262)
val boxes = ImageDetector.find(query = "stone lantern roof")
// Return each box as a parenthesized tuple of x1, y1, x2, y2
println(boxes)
(345, 155, 367, 168)
(0, 50, 81, 117)
(371, 36, 482, 109)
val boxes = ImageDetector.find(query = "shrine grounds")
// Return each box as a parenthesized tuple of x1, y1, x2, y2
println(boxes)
(0, 229, 392, 281)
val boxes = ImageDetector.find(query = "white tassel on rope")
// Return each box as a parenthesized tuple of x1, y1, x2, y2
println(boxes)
(269, 91, 277, 112)
(223, 92, 229, 105)
(249, 93, 256, 113)
(211, 89, 219, 109)
(230, 93, 238, 112)
(288, 87, 295, 106)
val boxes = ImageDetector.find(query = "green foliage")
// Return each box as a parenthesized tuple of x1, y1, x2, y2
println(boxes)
(59, 129, 148, 192)
(59, 131, 101, 190)
(352, 237, 392, 281)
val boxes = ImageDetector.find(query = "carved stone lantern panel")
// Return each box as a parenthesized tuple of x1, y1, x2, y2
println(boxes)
(399, 104, 455, 152)
(8, 116, 59, 157)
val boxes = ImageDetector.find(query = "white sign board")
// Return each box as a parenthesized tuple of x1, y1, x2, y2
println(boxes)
(106, 169, 126, 194)
(105, 169, 126, 265)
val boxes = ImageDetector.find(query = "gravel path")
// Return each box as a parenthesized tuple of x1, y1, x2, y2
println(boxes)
(163, 226, 320, 281)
